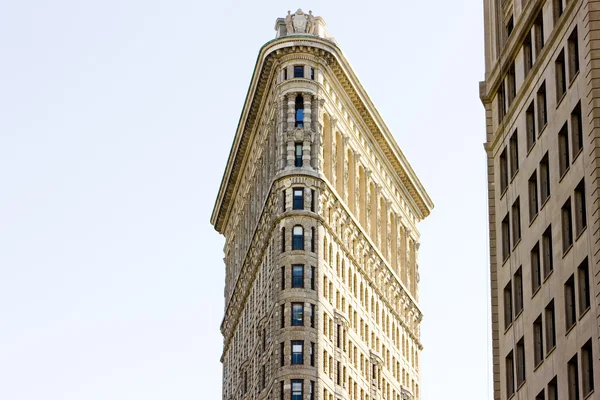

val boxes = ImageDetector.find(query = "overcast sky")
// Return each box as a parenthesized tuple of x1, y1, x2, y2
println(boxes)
(0, 1, 489, 399)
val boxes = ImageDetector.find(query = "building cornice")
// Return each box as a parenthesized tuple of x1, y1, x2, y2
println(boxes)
(211, 35, 433, 234)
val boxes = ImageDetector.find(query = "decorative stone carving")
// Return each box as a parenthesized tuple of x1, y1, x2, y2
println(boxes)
(292, 9, 308, 33)
(285, 10, 294, 34)
(307, 11, 316, 34)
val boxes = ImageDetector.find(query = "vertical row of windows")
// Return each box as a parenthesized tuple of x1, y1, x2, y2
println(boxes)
(505, 337, 526, 395)
(561, 179, 587, 254)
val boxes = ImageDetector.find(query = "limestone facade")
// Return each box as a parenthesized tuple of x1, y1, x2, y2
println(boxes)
(481, 1, 600, 399)
(211, 10, 433, 400)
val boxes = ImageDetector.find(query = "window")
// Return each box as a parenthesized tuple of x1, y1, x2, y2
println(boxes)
(578, 258, 590, 315)
(537, 82, 547, 131)
(502, 214, 510, 261)
(291, 302, 304, 326)
(506, 15, 514, 39)
(311, 227, 315, 252)
(295, 143, 303, 167)
(281, 266, 285, 290)
(556, 50, 566, 101)
(281, 227, 286, 253)
(507, 64, 516, 108)
(291, 380, 303, 400)
(524, 33, 533, 76)
(545, 300, 556, 353)
(310, 342, 315, 366)
(553, 0, 564, 22)
(516, 338, 526, 387)
(562, 198, 573, 253)
(310, 189, 315, 212)
(310, 303, 315, 327)
(283, 189, 286, 212)
(295, 94, 304, 128)
(292, 265, 304, 288)
(540, 153, 551, 204)
(571, 102, 583, 157)
(531, 242, 541, 293)
(534, 11, 545, 57)
(565, 274, 576, 331)
(568, 354, 579, 400)
(281, 304, 285, 328)
(526, 102, 536, 150)
(534, 314, 544, 367)
(514, 267, 523, 316)
(309, 381, 314, 400)
(542, 225, 553, 278)
(512, 197, 521, 245)
(509, 130, 519, 177)
(536, 389, 545, 400)
(294, 65, 304, 78)
(292, 225, 304, 250)
(500, 147, 508, 193)
(548, 377, 558, 400)
(558, 122, 570, 177)
(582, 340, 594, 396)
(292, 188, 304, 210)
(310, 266, 315, 290)
(504, 281, 513, 329)
(283, 68, 288, 80)
(568, 28, 580, 82)
(498, 84, 506, 123)
(529, 171, 539, 222)
(291, 341, 304, 364)
(574, 179, 587, 236)
(506, 351, 515, 396)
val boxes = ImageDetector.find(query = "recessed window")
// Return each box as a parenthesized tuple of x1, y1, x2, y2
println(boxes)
(295, 94, 304, 128)
(533, 314, 544, 367)
(556, 50, 566, 102)
(512, 197, 521, 245)
(291, 302, 304, 326)
(295, 143, 303, 167)
(506, 15, 514, 39)
(516, 337, 526, 387)
(558, 122, 570, 177)
(542, 225, 553, 278)
(545, 300, 556, 353)
(498, 85, 506, 123)
(582, 340, 594, 396)
(574, 179, 587, 236)
(568, 354, 579, 400)
(536, 389, 545, 400)
(506, 64, 516, 108)
(310, 68, 315, 80)
(548, 377, 558, 400)
(534, 11, 545, 57)
(562, 198, 573, 253)
(568, 27, 580, 82)
(529, 170, 539, 222)
(293, 188, 304, 210)
(565, 274, 576, 331)
(310, 266, 315, 290)
(524, 33, 533, 76)
(553, 0, 564, 23)
(509, 130, 519, 177)
(292, 225, 304, 250)
(502, 214, 511, 261)
(578, 258, 590, 316)
(526, 102, 536, 150)
(310, 227, 315, 252)
(294, 65, 304, 78)
(280, 304, 285, 328)
(531, 242, 541, 293)
(292, 265, 304, 288)
(310, 189, 315, 212)
(504, 281, 513, 329)
(500, 147, 508, 193)
(310, 303, 315, 327)
(281, 266, 285, 290)
(310, 342, 315, 366)
(571, 102, 583, 158)
(282, 189, 286, 212)
(537, 82, 547, 131)
(281, 227, 286, 253)
(540, 153, 551, 204)
(514, 267, 523, 315)
(291, 379, 303, 400)
(506, 351, 515, 396)
(283, 68, 288, 80)
(291, 341, 304, 364)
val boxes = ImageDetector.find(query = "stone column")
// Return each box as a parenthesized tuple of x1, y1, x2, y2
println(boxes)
(303, 94, 312, 167)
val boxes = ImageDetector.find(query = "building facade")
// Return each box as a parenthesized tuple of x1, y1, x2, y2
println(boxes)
(211, 10, 432, 400)
(481, 1, 600, 399)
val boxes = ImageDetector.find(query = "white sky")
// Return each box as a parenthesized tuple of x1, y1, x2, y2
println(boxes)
(0, 1, 490, 399)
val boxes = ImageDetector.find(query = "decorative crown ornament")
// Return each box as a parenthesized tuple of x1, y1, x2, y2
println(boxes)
(285, 9, 316, 34)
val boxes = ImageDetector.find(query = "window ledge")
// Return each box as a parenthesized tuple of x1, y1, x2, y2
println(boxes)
(546, 345, 556, 358)
(569, 71, 580, 88)
(562, 243, 573, 258)
(573, 147, 583, 163)
(533, 359, 544, 372)
(517, 380, 526, 392)
(566, 322, 577, 336)
(531, 285, 541, 299)
(514, 309, 523, 321)
(556, 92, 567, 108)
(540, 195, 551, 211)
(529, 213, 538, 227)
(575, 226, 587, 242)
(510, 170, 519, 183)
(512, 237, 522, 251)
(504, 322, 513, 335)
(526, 141, 536, 156)
(584, 389, 595, 400)
(543, 268, 554, 283)
(500, 186, 509, 200)
(559, 167, 570, 183)
(579, 306, 591, 321)
(538, 123, 548, 138)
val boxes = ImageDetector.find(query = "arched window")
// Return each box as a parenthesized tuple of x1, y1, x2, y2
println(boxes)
(295, 94, 304, 127)
(292, 225, 304, 250)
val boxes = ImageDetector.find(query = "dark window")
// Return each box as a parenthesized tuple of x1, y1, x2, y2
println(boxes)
(514, 267, 523, 316)
(562, 198, 573, 253)
(571, 102, 583, 158)
(506, 351, 515, 396)
(310, 342, 315, 366)
(293, 188, 304, 210)
(500, 148, 509, 193)
(295, 95, 304, 128)
(542, 225, 553, 278)
(531, 242, 541, 293)
(526, 102, 536, 150)
(310, 303, 315, 327)
(540, 153, 551, 204)
(281, 227, 286, 253)
(244, 371, 247, 394)
(280, 304, 285, 328)
(283, 189, 286, 212)
(548, 377, 558, 400)
(534, 11, 545, 57)
(545, 300, 556, 353)
(537, 82, 547, 131)
(582, 340, 594, 396)
(292, 265, 304, 288)
(291, 302, 304, 326)
(310, 189, 315, 212)
(565, 274, 576, 331)
(553, 0, 564, 22)
(281, 266, 285, 290)
(578, 258, 590, 315)
(558, 122, 570, 177)
(556, 50, 566, 101)
(502, 214, 511, 261)
(504, 281, 513, 328)
(536, 389, 545, 400)
(283, 68, 288, 80)
(524, 33, 533, 76)
(262, 328, 266, 352)
(291, 341, 304, 364)
(291, 379, 303, 400)
(568, 354, 579, 400)
(512, 197, 521, 245)
(529, 171, 539, 222)
(295, 143, 303, 167)
(498, 84, 506, 123)
(509, 130, 519, 177)
(280, 342, 285, 366)
(310, 266, 315, 290)
(506, 15, 514, 39)
(516, 337, 526, 387)
(310, 68, 315, 80)
(294, 65, 304, 78)
(574, 179, 587, 236)
(507, 64, 516, 108)
(309, 380, 315, 400)
(534, 314, 544, 367)
(310, 227, 315, 252)
(292, 225, 304, 250)
(568, 27, 580, 82)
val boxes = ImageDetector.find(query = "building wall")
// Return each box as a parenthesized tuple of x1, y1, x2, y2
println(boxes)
(481, 1, 600, 399)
